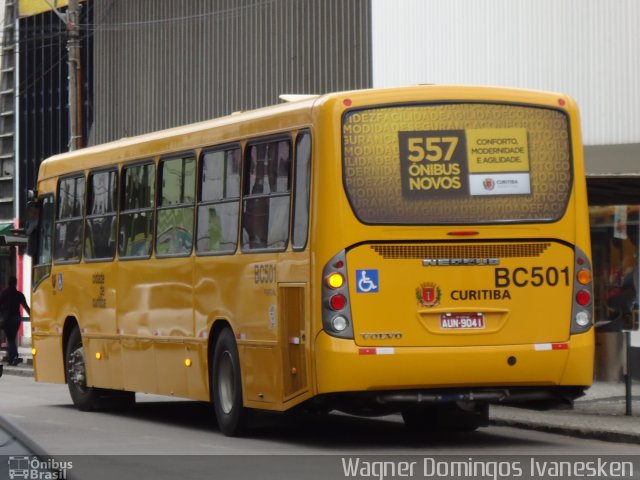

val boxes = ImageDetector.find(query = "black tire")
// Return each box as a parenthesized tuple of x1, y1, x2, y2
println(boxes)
(65, 326, 134, 411)
(402, 403, 488, 433)
(211, 329, 248, 436)
(401, 405, 438, 433)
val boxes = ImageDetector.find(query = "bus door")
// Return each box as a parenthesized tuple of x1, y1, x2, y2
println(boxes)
(278, 282, 309, 400)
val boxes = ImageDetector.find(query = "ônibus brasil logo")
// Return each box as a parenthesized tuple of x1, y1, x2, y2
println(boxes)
(8, 456, 73, 480)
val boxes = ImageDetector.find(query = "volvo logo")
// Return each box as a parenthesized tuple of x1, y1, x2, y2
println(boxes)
(422, 258, 500, 266)
(360, 332, 403, 340)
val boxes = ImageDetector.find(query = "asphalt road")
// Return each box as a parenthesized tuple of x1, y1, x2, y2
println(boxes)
(1, 375, 639, 479)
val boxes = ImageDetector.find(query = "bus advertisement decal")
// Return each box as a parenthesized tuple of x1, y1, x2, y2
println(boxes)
(398, 127, 531, 199)
(398, 130, 468, 199)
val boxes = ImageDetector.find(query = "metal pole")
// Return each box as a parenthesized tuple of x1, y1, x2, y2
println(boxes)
(67, 0, 81, 151)
(626, 330, 633, 416)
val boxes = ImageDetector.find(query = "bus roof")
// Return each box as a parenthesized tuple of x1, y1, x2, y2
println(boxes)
(38, 94, 320, 181)
(38, 84, 572, 181)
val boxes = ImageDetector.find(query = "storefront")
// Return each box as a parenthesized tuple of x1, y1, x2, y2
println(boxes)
(587, 154, 640, 381)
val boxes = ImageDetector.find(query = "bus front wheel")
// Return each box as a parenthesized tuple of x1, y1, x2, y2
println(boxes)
(211, 328, 248, 436)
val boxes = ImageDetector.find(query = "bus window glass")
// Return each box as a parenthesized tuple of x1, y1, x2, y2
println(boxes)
(119, 162, 155, 258)
(342, 104, 572, 224)
(54, 175, 85, 262)
(242, 139, 292, 251)
(33, 195, 54, 285)
(157, 155, 196, 256)
(197, 147, 240, 254)
(85, 169, 118, 260)
(292, 131, 311, 250)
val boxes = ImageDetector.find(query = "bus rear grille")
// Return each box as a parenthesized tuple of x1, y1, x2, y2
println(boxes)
(371, 243, 551, 259)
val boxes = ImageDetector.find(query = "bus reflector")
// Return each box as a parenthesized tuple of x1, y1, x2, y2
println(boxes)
(576, 290, 591, 306)
(185, 358, 192, 367)
(31, 348, 37, 356)
(95, 352, 102, 360)
(359, 347, 395, 355)
(577, 269, 591, 284)
(535, 343, 569, 351)
(326, 273, 344, 289)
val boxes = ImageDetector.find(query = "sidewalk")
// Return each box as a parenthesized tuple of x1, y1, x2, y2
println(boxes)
(0, 345, 34, 377)
(491, 382, 640, 444)
(1, 352, 639, 444)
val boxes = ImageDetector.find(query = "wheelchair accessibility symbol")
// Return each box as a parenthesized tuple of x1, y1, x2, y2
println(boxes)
(356, 269, 379, 293)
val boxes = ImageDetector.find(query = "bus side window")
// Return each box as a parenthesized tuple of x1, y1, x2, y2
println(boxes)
(54, 175, 85, 263)
(196, 146, 240, 254)
(119, 162, 155, 258)
(85, 169, 118, 260)
(292, 131, 311, 250)
(32, 195, 54, 286)
(156, 154, 196, 257)
(241, 138, 292, 251)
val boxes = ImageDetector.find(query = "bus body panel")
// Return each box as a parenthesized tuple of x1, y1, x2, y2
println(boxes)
(345, 240, 575, 348)
(314, 329, 594, 394)
(31, 334, 65, 383)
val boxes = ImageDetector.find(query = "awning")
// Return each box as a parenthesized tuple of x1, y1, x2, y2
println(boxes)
(587, 175, 640, 206)
(0, 223, 27, 247)
(584, 144, 640, 206)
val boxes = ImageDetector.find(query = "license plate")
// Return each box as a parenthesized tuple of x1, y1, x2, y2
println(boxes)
(440, 313, 485, 330)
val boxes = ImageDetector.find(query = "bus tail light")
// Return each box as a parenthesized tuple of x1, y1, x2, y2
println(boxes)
(576, 290, 591, 306)
(577, 269, 591, 285)
(331, 316, 349, 332)
(322, 250, 354, 339)
(326, 273, 344, 289)
(571, 247, 593, 334)
(330, 294, 347, 310)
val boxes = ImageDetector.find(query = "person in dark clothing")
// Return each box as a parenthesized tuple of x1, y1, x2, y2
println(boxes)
(0, 276, 30, 366)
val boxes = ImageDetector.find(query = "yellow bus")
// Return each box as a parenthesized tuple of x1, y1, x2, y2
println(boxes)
(28, 85, 594, 436)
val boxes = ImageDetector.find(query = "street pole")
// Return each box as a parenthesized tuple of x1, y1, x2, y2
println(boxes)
(67, 0, 81, 151)
(626, 330, 633, 416)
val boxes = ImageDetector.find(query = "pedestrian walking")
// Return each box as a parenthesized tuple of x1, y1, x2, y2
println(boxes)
(0, 276, 30, 366)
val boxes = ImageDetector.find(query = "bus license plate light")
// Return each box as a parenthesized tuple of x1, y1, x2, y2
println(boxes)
(440, 313, 485, 330)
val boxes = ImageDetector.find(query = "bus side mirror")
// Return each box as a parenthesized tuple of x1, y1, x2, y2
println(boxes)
(25, 199, 41, 258)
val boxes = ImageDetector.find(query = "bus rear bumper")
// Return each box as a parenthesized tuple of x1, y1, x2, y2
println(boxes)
(314, 330, 594, 398)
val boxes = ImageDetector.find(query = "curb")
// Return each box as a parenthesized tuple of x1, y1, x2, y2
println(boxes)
(490, 417, 640, 445)
(1, 365, 34, 378)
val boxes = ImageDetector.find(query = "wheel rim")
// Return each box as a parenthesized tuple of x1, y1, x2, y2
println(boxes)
(68, 345, 87, 393)
(218, 351, 235, 414)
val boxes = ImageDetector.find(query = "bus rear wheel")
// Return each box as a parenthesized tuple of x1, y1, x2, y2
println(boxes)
(65, 326, 134, 411)
(211, 328, 248, 436)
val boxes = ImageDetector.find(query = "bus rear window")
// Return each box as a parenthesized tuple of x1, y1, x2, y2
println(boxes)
(342, 103, 572, 224)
